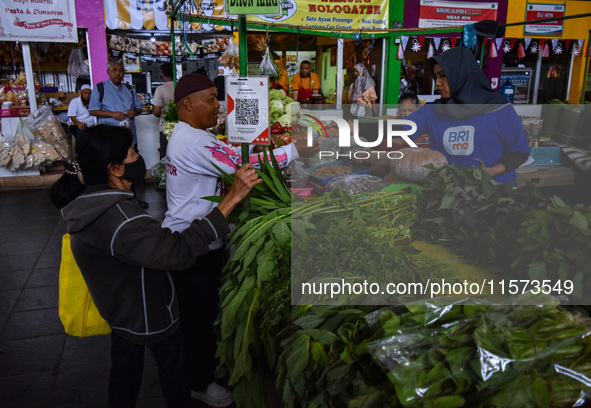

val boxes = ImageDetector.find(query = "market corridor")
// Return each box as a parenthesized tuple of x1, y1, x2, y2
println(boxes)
(0, 185, 218, 407)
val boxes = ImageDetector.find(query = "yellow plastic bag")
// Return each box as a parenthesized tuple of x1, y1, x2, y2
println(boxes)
(58, 233, 111, 337)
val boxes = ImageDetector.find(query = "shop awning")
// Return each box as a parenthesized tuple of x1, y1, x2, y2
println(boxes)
(103, 0, 226, 31)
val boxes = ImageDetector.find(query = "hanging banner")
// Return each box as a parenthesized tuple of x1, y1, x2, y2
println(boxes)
(226, 76, 270, 145)
(249, 0, 389, 31)
(418, 0, 498, 28)
(103, 0, 226, 32)
(226, 0, 281, 15)
(0, 0, 77, 43)
(524, 3, 565, 36)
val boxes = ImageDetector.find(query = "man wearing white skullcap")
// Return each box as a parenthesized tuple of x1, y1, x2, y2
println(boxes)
(68, 83, 96, 139)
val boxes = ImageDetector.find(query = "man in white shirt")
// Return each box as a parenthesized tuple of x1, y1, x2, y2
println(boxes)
(152, 62, 174, 159)
(67, 84, 96, 139)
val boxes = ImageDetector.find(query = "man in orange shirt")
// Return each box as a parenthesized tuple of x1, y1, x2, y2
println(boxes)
(290, 60, 320, 102)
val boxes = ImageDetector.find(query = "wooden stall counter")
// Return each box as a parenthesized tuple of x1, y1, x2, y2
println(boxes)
(516, 165, 576, 187)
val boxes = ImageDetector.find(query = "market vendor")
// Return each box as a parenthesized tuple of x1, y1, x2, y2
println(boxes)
(291, 60, 321, 102)
(162, 73, 298, 407)
(403, 47, 530, 184)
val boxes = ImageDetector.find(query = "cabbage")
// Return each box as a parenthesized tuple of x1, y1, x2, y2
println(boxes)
(284, 96, 294, 105)
(286, 101, 300, 117)
(271, 110, 283, 124)
(270, 99, 285, 118)
(276, 113, 291, 128)
(269, 88, 286, 101)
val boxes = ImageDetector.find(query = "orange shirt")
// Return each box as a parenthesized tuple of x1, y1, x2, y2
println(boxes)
(290, 72, 320, 93)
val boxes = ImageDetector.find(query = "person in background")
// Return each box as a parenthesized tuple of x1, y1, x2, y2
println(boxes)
(50, 124, 260, 408)
(399, 62, 421, 96)
(89, 60, 148, 208)
(88, 61, 143, 148)
(348, 63, 378, 117)
(194, 66, 208, 76)
(403, 47, 530, 183)
(213, 74, 226, 102)
(67, 84, 96, 140)
(153, 62, 175, 159)
(290, 60, 320, 102)
(163, 73, 298, 407)
(271, 59, 290, 94)
(397, 92, 420, 118)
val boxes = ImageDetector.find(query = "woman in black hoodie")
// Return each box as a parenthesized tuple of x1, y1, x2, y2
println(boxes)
(50, 125, 260, 407)
(404, 47, 530, 183)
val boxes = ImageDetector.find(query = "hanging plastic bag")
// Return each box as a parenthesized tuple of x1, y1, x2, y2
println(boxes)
(259, 46, 279, 79)
(219, 37, 239, 73)
(67, 48, 89, 77)
(149, 158, 167, 190)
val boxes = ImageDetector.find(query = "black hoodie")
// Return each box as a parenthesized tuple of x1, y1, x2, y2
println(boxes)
(61, 185, 230, 345)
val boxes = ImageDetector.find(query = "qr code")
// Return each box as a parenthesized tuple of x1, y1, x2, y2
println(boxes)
(236, 99, 259, 125)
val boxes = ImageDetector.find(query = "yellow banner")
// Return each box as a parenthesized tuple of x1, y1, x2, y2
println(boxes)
(248, 0, 389, 31)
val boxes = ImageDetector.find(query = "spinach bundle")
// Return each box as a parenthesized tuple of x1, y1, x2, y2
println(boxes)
(367, 302, 591, 408)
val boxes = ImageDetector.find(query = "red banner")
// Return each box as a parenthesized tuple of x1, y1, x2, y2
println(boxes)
(419, 0, 498, 28)
(14, 19, 73, 29)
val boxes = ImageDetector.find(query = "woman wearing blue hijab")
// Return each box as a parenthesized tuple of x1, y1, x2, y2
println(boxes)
(404, 47, 530, 183)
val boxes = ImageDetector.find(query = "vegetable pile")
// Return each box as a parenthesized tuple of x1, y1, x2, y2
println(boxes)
(414, 162, 591, 302)
(269, 88, 300, 131)
(210, 156, 591, 408)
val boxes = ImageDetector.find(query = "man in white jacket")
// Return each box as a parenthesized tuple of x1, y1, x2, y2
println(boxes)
(163, 73, 297, 407)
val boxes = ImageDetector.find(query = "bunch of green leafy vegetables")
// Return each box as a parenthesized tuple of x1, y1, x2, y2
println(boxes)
(366, 301, 591, 408)
(510, 196, 591, 300)
(210, 152, 442, 407)
(413, 162, 548, 272)
(163, 100, 178, 123)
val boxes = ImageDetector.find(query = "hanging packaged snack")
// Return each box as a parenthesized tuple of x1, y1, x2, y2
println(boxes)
(25, 105, 71, 162)
(218, 37, 239, 72)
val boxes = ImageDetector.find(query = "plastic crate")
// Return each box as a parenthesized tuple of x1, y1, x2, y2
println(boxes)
(530, 146, 565, 166)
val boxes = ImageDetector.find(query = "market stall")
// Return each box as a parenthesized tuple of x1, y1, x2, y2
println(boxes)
(151, 2, 591, 408)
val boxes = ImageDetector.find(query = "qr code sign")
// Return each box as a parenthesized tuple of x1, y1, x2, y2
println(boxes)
(235, 99, 259, 125)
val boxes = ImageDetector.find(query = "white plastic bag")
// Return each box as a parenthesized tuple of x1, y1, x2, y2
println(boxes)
(67, 48, 89, 77)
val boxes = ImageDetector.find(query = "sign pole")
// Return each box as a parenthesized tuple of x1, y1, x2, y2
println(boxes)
(239, 15, 249, 165)
(238, 15, 251, 211)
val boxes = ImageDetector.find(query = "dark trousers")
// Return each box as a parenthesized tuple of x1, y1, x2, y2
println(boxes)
(108, 329, 190, 408)
(171, 247, 225, 392)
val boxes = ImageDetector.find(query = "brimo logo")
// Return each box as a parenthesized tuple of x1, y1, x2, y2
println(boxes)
(303, 115, 418, 160)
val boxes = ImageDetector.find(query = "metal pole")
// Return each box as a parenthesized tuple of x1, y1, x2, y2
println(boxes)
(566, 48, 575, 101)
(336, 38, 344, 110)
(533, 46, 543, 104)
(581, 31, 591, 104)
(238, 15, 249, 165)
(21, 43, 37, 111)
(237, 15, 251, 211)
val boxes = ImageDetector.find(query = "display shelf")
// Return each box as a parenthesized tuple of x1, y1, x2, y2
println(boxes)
(501, 68, 532, 105)
(44, 92, 66, 98)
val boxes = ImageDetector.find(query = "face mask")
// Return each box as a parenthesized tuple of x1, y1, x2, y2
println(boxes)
(122, 155, 146, 185)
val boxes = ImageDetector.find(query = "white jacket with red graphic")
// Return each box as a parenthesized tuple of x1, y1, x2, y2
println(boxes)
(162, 121, 297, 249)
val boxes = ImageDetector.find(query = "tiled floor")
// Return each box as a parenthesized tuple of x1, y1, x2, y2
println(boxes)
(0, 183, 213, 407)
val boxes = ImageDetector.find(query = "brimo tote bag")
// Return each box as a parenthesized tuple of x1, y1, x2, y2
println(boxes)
(58, 233, 111, 337)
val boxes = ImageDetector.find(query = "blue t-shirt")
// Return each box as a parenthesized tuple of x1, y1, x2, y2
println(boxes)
(405, 104, 530, 184)
(89, 80, 142, 144)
